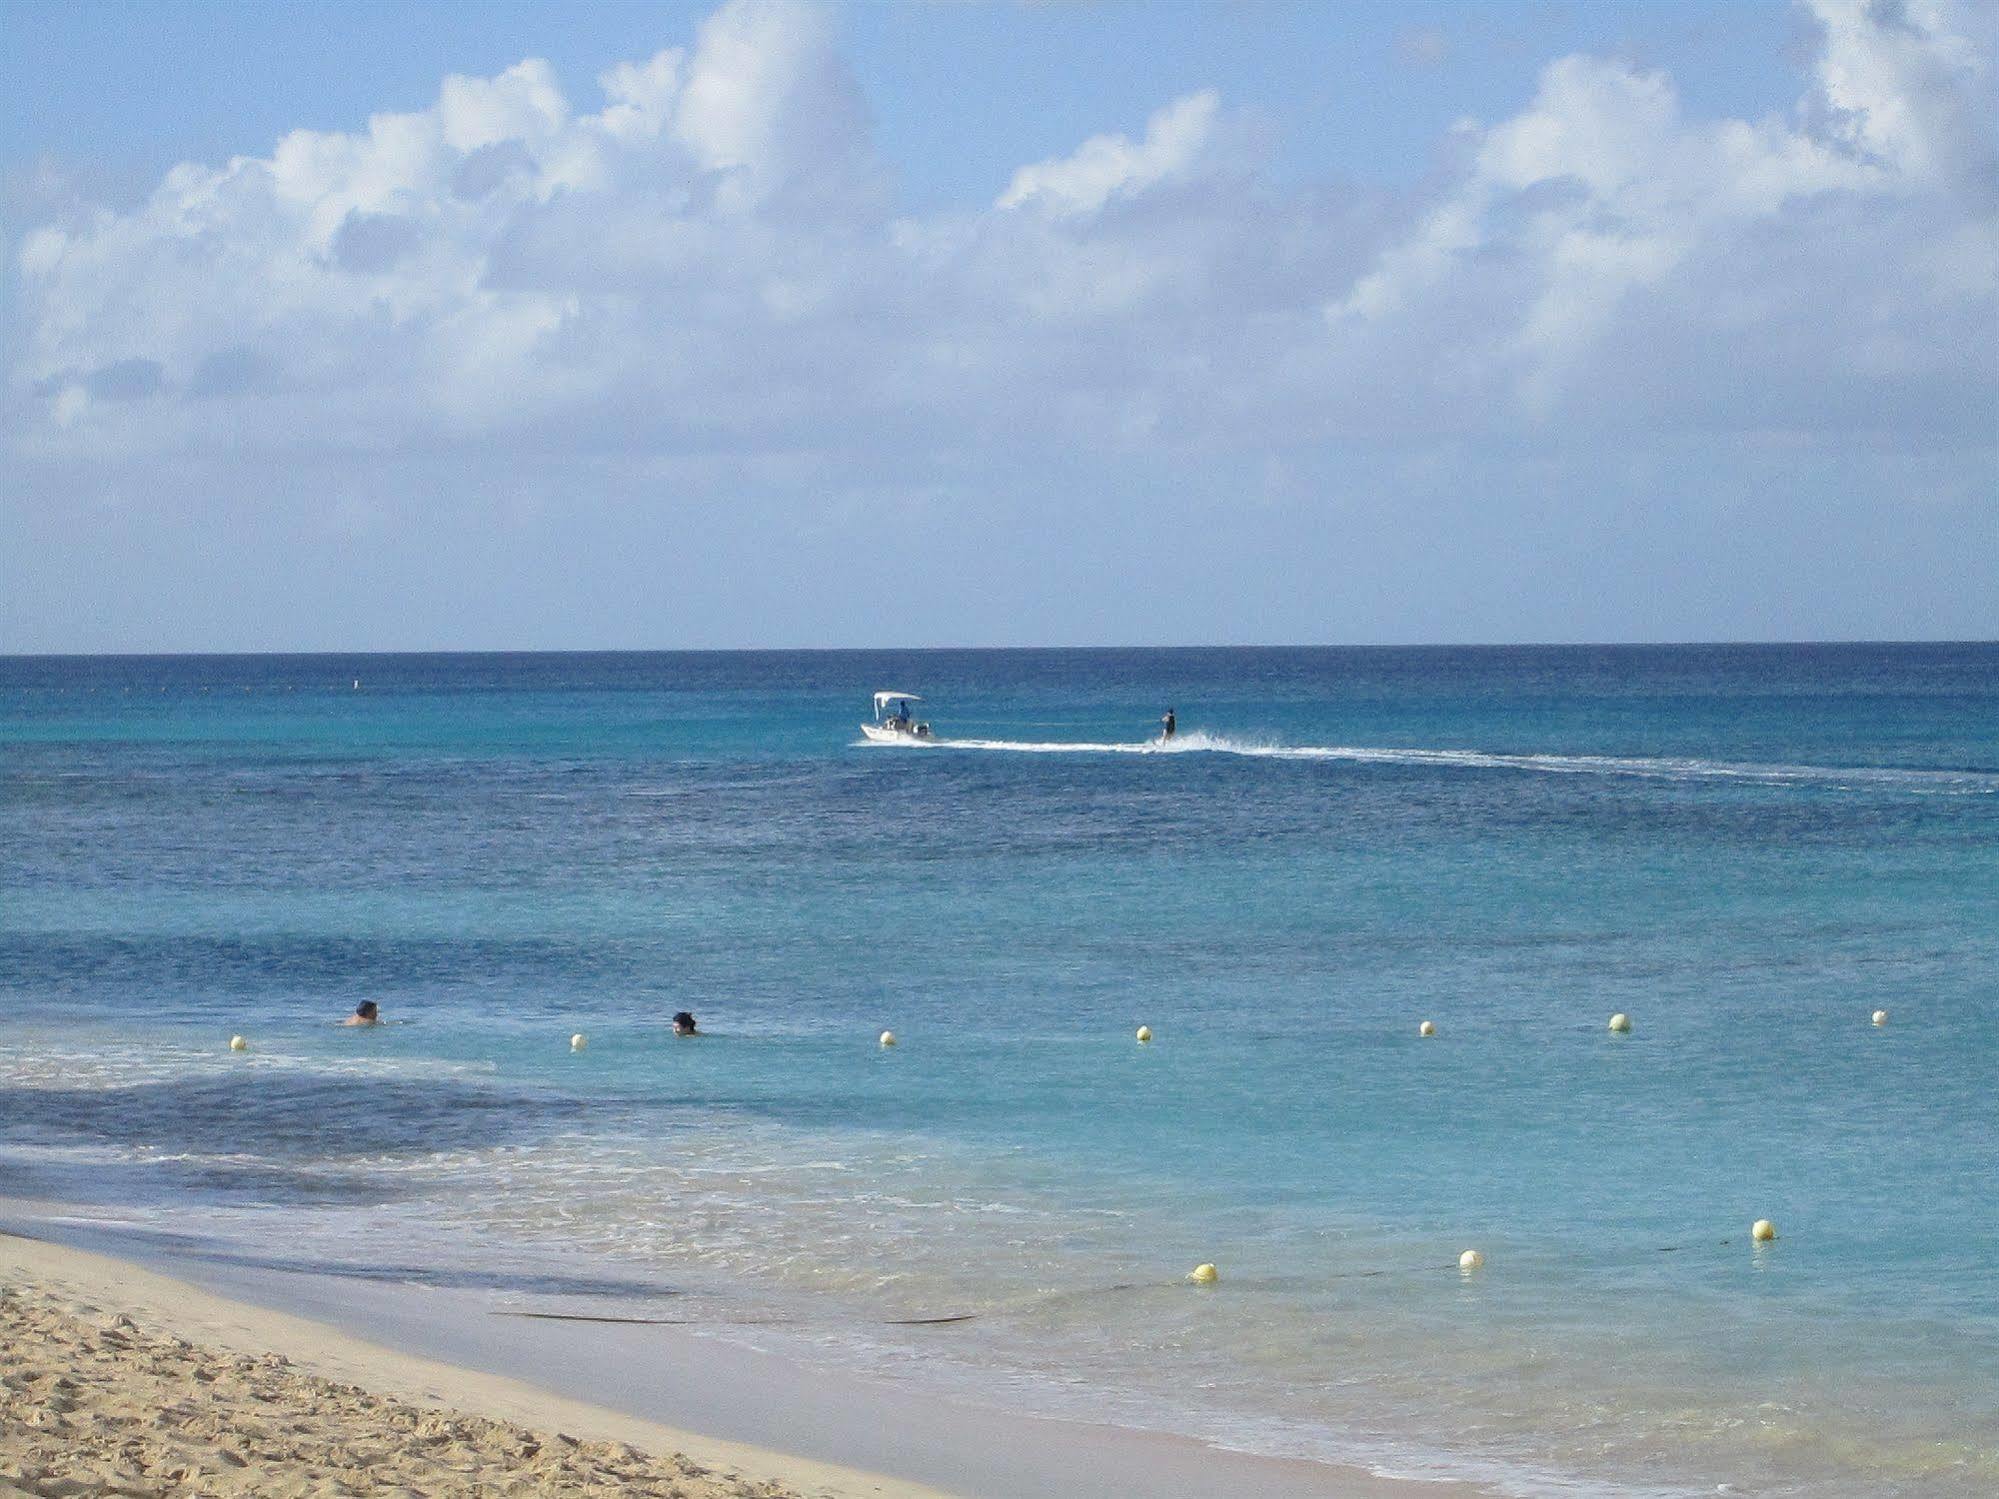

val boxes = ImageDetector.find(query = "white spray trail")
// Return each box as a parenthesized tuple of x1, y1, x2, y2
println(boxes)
(857, 730, 1994, 793)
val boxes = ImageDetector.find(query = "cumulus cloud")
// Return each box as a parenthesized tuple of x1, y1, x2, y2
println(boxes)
(996, 90, 1225, 218)
(1332, 0, 1995, 412)
(5, 0, 1993, 467)
(1811, 0, 1997, 181)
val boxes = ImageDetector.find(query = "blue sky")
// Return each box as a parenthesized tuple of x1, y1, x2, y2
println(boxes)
(3, 2, 1804, 203)
(2, 0, 1993, 650)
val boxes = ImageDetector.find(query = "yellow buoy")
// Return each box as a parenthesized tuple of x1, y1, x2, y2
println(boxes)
(1752, 1219, 1777, 1243)
(1872, 1009, 1888, 1027)
(1188, 1262, 1218, 1284)
(570, 1033, 587, 1052)
(1459, 1248, 1485, 1271)
(1135, 1025, 1152, 1043)
(1608, 1013, 1631, 1033)
(228, 1035, 248, 1052)
(879, 1030, 897, 1048)
(1419, 1020, 1436, 1037)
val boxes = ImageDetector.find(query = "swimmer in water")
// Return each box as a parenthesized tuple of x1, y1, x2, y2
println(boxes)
(672, 1011, 699, 1036)
(344, 1001, 380, 1027)
(1160, 708, 1176, 741)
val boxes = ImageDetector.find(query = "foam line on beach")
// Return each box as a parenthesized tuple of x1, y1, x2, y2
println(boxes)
(862, 730, 1995, 793)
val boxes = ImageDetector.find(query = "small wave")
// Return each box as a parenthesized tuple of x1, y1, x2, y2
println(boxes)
(863, 730, 1994, 793)
(0, 1045, 498, 1094)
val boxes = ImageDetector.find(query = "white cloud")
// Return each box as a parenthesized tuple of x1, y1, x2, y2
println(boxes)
(5, 0, 1992, 470)
(435, 58, 569, 154)
(996, 90, 1223, 218)
(1810, 0, 1997, 180)
(596, 50, 684, 145)
(1330, 0, 1992, 412)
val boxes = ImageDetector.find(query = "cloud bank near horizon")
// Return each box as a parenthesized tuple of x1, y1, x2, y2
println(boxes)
(3, 0, 1994, 650)
(13, 0, 1992, 456)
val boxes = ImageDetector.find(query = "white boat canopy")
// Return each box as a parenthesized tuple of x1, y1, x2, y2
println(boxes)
(873, 691, 922, 714)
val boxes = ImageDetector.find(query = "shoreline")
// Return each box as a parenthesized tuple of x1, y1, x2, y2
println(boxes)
(1, 1204, 1482, 1499)
(1, 1226, 942, 1499)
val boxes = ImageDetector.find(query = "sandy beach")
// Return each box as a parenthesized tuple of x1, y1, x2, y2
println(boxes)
(1, 1230, 943, 1499)
(2, 1222, 1470, 1499)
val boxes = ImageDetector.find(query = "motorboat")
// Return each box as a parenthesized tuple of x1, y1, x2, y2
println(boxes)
(861, 690, 935, 743)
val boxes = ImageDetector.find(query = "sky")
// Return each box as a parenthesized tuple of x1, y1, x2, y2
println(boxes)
(2, 0, 1993, 651)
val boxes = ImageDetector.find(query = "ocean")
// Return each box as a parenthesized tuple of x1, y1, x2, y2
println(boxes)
(2, 644, 1994, 1496)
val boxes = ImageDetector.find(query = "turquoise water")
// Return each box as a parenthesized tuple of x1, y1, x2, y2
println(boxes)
(3, 646, 1995, 1495)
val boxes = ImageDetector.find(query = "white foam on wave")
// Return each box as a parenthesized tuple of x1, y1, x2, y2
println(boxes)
(861, 729, 1994, 793)
(0, 1040, 498, 1095)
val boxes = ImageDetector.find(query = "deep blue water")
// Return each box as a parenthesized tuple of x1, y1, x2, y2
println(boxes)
(3, 645, 1995, 1496)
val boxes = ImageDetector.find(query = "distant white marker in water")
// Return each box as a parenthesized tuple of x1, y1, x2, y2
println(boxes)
(229, 1035, 247, 1052)
(352, 679, 361, 690)
(1872, 1009, 1888, 1027)
(570, 1033, 587, 1052)
(1459, 1249, 1485, 1272)
(1752, 1219, 1777, 1243)
(1419, 1020, 1436, 1037)
(1135, 1025, 1152, 1043)
(879, 1030, 897, 1048)
(1608, 1013, 1632, 1033)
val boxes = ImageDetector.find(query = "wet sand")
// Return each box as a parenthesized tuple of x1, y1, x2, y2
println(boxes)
(2, 1217, 1483, 1499)
(1, 1229, 943, 1499)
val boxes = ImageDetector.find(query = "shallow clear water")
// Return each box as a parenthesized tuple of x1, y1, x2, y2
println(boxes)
(3, 646, 1995, 1496)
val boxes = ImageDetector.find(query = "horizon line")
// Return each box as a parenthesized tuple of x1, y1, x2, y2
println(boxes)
(3, 639, 1995, 662)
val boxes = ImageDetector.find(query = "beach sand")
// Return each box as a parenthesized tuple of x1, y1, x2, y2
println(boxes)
(1, 1230, 944, 1499)
(2, 1219, 1485, 1499)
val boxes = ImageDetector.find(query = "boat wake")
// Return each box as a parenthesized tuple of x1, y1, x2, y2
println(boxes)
(860, 729, 1995, 794)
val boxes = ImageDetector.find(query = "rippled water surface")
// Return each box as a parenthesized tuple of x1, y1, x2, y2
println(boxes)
(3, 646, 1995, 1496)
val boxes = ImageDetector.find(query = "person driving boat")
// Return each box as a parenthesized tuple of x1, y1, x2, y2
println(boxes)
(861, 691, 934, 742)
